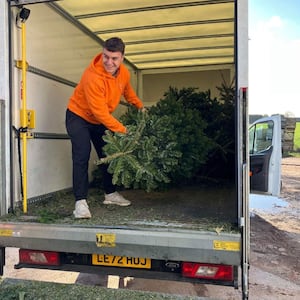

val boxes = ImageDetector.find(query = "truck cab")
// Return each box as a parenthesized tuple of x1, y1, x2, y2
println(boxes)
(249, 114, 282, 197)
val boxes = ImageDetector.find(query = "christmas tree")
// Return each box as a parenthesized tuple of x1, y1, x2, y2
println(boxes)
(97, 88, 229, 191)
(97, 110, 182, 191)
(96, 82, 235, 192)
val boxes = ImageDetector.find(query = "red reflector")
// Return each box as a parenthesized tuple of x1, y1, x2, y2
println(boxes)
(19, 249, 60, 266)
(182, 262, 233, 281)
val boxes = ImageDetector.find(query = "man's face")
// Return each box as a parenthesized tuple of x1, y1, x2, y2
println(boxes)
(102, 48, 124, 75)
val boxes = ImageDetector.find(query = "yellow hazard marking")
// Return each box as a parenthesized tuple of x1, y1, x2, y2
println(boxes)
(0, 229, 13, 237)
(213, 240, 240, 251)
(96, 233, 116, 247)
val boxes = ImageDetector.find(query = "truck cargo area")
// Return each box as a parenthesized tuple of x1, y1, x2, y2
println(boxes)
(0, 184, 240, 267)
(2, 185, 237, 231)
(3, 183, 240, 286)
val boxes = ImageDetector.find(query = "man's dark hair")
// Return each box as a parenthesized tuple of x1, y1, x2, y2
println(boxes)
(104, 37, 125, 54)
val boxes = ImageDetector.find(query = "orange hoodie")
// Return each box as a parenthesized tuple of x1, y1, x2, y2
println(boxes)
(67, 53, 143, 133)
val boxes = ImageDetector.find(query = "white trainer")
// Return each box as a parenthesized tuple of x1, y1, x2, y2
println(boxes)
(103, 192, 131, 206)
(73, 199, 91, 219)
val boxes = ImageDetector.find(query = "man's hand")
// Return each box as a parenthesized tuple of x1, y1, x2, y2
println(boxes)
(140, 107, 148, 113)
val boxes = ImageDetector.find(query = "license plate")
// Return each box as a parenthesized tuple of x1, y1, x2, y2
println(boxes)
(92, 254, 151, 269)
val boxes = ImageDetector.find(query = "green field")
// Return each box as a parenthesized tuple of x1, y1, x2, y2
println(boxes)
(0, 279, 201, 300)
(293, 122, 300, 152)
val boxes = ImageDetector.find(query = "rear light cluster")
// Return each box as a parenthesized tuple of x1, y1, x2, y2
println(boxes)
(19, 249, 60, 266)
(182, 262, 233, 281)
(18, 249, 233, 283)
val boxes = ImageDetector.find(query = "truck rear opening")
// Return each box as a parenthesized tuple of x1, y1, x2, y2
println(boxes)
(17, 249, 236, 286)
(1, 0, 250, 298)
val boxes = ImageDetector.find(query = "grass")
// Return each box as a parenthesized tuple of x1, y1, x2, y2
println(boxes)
(293, 122, 300, 151)
(286, 122, 300, 157)
(0, 279, 200, 300)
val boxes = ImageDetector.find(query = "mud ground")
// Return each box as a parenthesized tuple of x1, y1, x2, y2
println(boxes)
(2, 157, 300, 299)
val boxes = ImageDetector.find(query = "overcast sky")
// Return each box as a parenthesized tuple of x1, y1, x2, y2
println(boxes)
(249, 0, 300, 117)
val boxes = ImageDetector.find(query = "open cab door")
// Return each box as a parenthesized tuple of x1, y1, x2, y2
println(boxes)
(249, 115, 282, 196)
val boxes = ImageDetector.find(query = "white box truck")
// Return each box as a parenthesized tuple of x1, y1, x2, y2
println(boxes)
(0, 1, 282, 299)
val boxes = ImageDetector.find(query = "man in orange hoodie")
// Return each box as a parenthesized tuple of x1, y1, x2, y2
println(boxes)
(66, 37, 144, 219)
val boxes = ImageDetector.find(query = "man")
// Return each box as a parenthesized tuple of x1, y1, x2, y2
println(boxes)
(66, 37, 144, 219)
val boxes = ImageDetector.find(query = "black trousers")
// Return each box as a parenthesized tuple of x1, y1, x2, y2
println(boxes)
(65, 109, 115, 201)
